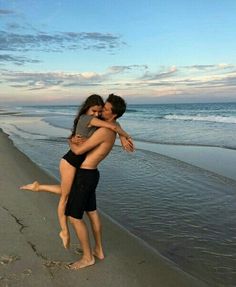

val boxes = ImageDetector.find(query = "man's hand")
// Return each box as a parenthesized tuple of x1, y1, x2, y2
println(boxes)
(120, 136, 135, 152)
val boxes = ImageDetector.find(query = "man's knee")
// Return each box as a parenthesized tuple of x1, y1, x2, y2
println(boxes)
(68, 216, 83, 225)
(87, 210, 98, 221)
(87, 210, 97, 217)
(87, 211, 101, 225)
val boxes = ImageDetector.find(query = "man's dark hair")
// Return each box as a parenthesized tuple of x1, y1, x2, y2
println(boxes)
(106, 93, 126, 119)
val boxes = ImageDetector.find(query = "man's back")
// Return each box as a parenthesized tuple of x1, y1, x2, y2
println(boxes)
(80, 127, 116, 169)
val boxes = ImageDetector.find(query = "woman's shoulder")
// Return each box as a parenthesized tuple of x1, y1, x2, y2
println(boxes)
(78, 114, 95, 124)
(79, 114, 94, 120)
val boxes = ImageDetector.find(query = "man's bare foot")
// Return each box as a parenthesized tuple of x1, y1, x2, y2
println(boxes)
(20, 181, 40, 192)
(93, 248, 105, 260)
(67, 257, 95, 270)
(59, 231, 70, 249)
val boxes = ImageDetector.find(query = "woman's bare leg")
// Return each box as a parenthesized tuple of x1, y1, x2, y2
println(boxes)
(20, 158, 76, 248)
(58, 159, 76, 249)
(20, 182, 62, 195)
(21, 159, 76, 249)
(86, 210, 105, 260)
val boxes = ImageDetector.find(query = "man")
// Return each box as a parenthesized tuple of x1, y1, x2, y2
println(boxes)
(65, 94, 133, 269)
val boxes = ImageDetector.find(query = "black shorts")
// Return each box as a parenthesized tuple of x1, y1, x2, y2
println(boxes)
(65, 168, 100, 219)
(62, 150, 86, 168)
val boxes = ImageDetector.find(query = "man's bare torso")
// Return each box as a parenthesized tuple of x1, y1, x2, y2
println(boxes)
(80, 128, 116, 169)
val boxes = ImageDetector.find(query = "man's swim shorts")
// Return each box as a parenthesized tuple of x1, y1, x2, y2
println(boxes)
(65, 168, 100, 219)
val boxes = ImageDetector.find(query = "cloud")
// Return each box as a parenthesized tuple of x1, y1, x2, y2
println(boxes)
(183, 64, 216, 70)
(1, 65, 146, 90)
(120, 64, 236, 95)
(63, 82, 101, 87)
(183, 64, 234, 71)
(0, 9, 14, 15)
(1, 70, 106, 90)
(0, 8, 126, 66)
(2, 63, 236, 99)
(6, 23, 24, 30)
(108, 65, 148, 74)
(0, 30, 125, 53)
(199, 74, 236, 88)
(143, 73, 236, 90)
(0, 54, 41, 65)
(10, 84, 31, 88)
(140, 66, 177, 80)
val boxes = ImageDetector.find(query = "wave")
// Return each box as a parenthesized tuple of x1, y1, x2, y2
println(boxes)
(14, 105, 77, 117)
(126, 109, 140, 113)
(118, 137, 236, 153)
(164, 114, 236, 124)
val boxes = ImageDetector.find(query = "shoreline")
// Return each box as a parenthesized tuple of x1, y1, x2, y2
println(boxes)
(0, 128, 208, 287)
(123, 140, 236, 181)
(2, 107, 236, 181)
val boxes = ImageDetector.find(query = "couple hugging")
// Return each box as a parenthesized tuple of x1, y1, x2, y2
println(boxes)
(21, 93, 134, 270)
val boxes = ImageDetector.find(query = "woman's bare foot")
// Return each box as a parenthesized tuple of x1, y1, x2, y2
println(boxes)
(93, 248, 105, 260)
(59, 231, 70, 249)
(20, 181, 40, 192)
(67, 256, 95, 270)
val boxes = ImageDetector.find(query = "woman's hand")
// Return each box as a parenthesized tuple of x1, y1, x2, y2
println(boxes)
(69, 135, 87, 145)
(68, 140, 77, 153)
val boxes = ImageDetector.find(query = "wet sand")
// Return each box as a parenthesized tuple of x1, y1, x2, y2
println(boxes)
(0, 129, 208, 287)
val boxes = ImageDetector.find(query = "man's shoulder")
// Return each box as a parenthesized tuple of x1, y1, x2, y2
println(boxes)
(94, 127, 116, 141)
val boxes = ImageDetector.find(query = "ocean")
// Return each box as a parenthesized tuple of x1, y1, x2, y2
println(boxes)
(1, 102, 236, 286)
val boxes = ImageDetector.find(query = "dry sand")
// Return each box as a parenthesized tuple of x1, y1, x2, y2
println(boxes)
(0, 129, 208, 287)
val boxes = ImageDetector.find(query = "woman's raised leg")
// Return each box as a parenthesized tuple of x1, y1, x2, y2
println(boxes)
(20, 182, 62, 194)
(20, 158, 76, 249)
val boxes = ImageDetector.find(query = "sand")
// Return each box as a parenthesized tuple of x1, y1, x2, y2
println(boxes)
(0, 129, 208, 287)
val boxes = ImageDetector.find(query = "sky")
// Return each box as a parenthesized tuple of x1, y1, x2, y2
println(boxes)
(0, 0, 236, 105)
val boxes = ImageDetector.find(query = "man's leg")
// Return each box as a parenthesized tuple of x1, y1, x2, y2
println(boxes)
(86, 210, 104, 260)
(68, 216, 95, 269)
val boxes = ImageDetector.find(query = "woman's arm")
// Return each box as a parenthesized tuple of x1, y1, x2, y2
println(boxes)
(70, 135, 87, 145)
(90, 118, 131, 138)
(69, 128, 112, 155)
(90, 118, 117, 131)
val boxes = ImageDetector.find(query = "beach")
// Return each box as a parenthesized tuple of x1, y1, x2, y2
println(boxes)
(1, 0, 236, 285)
(1, 102, 236, 286)
(0, 129, 208, 286)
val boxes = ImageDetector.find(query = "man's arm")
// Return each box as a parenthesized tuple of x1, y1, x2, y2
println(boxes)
(69, 127, 115, 155)
(119, 135, 135, 152)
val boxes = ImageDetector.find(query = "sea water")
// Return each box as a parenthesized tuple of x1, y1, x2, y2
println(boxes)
(1, 102, 236, 286)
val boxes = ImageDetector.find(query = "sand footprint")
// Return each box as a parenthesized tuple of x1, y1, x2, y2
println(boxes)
(0, 255, 20, 265)
(43, 260, 67, 269)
